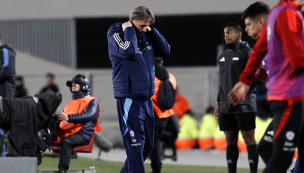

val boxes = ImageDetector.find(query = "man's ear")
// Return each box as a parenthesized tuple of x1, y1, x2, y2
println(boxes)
(130, 20, 134, 26)
(259, 17, 266, 26)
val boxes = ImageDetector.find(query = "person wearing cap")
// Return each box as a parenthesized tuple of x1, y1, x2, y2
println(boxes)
(55, 74, 101, 173)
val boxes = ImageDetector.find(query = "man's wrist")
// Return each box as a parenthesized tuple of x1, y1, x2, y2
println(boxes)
(216, 101, 220, 105)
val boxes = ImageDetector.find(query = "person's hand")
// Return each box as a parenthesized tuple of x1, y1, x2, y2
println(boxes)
(122, 21, 133, 32)
(145, 26, 152, 32)
(228, 82, 249, 106)
(57, 111, 69, 121)
(214, 104, 220, 119)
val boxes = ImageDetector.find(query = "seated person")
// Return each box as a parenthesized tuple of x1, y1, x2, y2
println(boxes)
(172, 87, 191, 120)
(54, 74, 101, 173)
(175, 111, 199, 150)
(198, 107, 218, 150)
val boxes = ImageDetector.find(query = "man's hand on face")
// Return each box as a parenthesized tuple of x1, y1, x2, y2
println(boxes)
(122, 21, 133, 32)
(145, 26, 152, 32)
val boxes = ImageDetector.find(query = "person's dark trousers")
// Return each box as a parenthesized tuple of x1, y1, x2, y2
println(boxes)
(257, 121, 274, 165)
(263, 101, 304, 173)
(150, 126, 165, 173)
(117, 98, 155, 173)
(58, 133, 89, 170)
(226, 144, 239, 173)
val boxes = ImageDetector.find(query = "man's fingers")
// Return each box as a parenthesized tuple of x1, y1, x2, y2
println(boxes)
(229, 91, 240, 106)
(125, 21, 132, 27)
(146, 26, 152, 32)
(241, 94, 246, 102)
(122, 21, 133, 31)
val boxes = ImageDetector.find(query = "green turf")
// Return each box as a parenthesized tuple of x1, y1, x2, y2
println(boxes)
(39, 157, 263, 173)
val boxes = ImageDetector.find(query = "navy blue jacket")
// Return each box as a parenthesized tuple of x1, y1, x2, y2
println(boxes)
(107, 23, 170, 99)
(0, 45, 16, 97)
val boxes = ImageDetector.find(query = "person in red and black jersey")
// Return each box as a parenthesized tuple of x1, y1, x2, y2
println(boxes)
(241, 1, 273, 166)
(229, 0, 304, 172)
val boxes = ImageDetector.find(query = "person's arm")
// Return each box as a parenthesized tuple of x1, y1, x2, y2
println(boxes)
(147, 27, 171, 57)
(276, 8, 304, 70)
(239, 25, 268, 85)
(108, 22, 137, 59)
(0, 48, 14, 82)
(68, 99, 100, 123)
(228, 25, 267, 105)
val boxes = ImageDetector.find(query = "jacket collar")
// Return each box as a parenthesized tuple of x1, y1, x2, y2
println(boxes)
(235, 41, 242, 49)
(227, 41, 242, 50)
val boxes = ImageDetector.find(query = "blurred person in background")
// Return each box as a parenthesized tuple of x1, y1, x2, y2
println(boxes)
(15, 75, 27, 98)
(172, 86, 191, 120)
(229, 0, 304, 172)
(54, 74, 101, 173)
(107, 6, 170, 173)
(215, 23, 259, 173)
(0, 32, 16, 152)
(149, 56, 177, 173)
(160, 114, 179, 161)
(39, 72, 59, 94)
(198, 106, 218, 150)
(0, 33, 16, 98)
(241, 1, 273, 166)
(175, 111, 199, 150)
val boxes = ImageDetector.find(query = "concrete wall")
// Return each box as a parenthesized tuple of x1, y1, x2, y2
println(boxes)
(0, 0, 278, 20)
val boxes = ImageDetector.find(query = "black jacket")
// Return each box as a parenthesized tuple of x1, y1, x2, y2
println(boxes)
(0, 92, 61, 157)
(217, 41, 258, 114)
(154, 64, 169, 127)
(0, 45, 16, 97)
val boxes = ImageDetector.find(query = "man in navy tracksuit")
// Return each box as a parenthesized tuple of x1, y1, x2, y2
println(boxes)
(107, 6, 170, 173)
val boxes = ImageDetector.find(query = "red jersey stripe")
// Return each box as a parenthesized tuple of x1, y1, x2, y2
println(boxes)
(273, 100, 295, 141)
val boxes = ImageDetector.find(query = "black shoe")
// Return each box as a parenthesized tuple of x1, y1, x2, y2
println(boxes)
(57, 167, 67, 173)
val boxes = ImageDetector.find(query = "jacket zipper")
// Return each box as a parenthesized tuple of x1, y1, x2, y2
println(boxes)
(143, 43, 152, 97)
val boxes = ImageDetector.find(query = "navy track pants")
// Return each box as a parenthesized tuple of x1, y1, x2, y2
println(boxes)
(117, 98, 155, 173)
